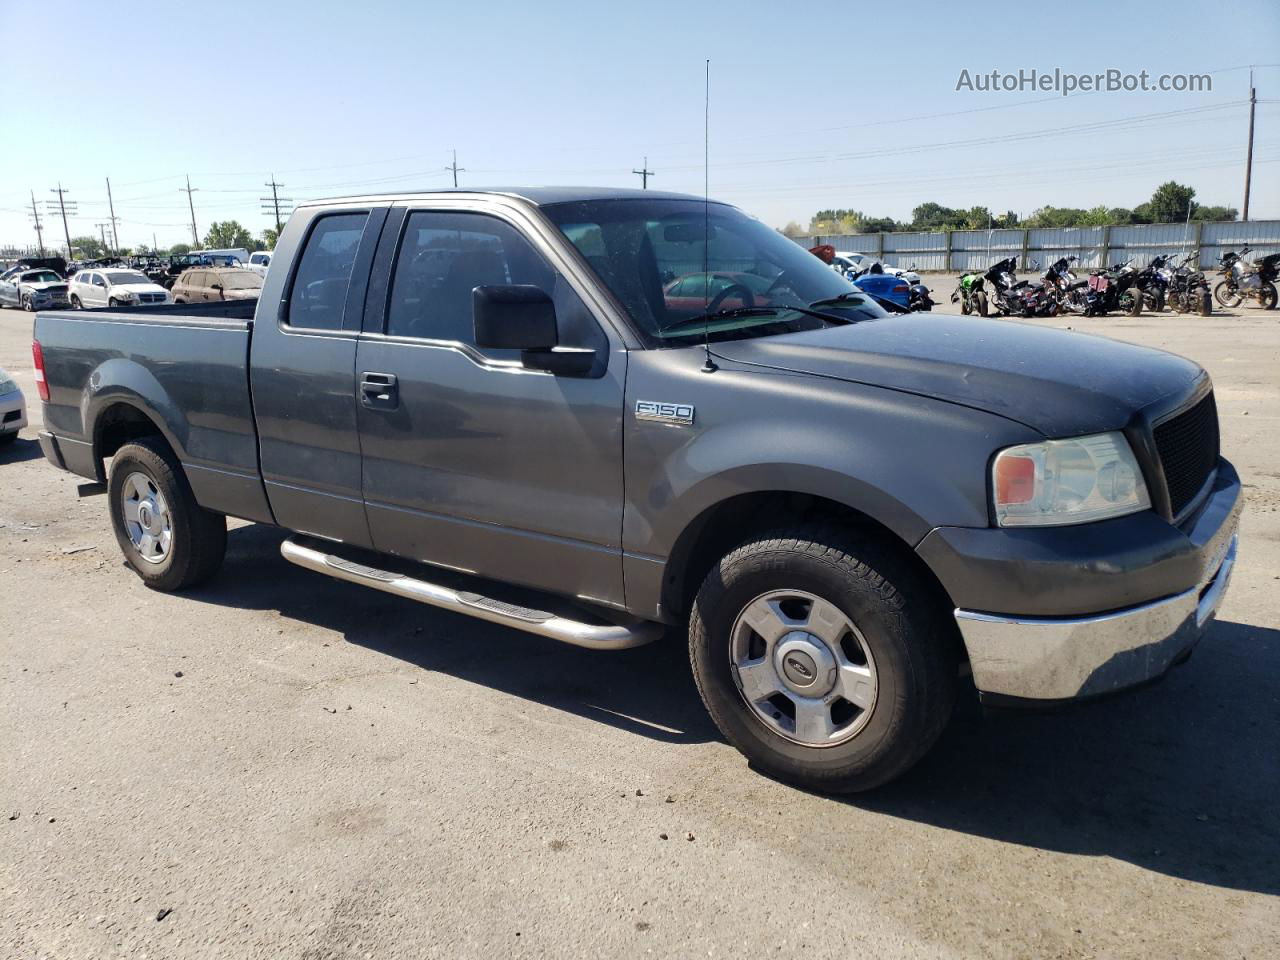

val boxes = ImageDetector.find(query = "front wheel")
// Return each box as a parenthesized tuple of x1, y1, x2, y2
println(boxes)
(1214, 280, 1242, 308)
(973, 290, 988, 317)
(1145, 289, 1165, 313)
(1258, 282, 1278, 310)
(107, 437, 227, 591)
(70, 295, 82, 309)
(1122, 289, 1142, 317)
(20, 294, 32, 311)
(1197, 289, 1213, 317)
(688, 525, 957, 793)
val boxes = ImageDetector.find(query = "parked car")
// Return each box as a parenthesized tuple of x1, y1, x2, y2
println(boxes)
(0, 267, 70, 311)
(32, 187, 1239, 794)
(833, 252, 922, 285)
(170, 267, 264, 303)
(69, 269, 171, 309)
(245, 250, 273, 276)
(0, 367, 26, 445)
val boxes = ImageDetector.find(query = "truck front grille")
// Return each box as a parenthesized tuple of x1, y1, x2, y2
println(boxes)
(1154, 391, 1219, 517)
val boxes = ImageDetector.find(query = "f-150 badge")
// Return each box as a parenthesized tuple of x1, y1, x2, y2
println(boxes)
(635, 400, 694, 426)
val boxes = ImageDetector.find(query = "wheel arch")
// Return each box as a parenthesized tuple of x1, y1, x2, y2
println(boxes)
(87, 375, 187, 482)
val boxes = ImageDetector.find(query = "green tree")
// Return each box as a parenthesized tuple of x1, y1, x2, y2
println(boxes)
(170, 242, 192, 255)
(203, 220, 254, 250)
(71, 235, 105, 259)
(1192, 204, 1238, 222)
(1144, 181, 1196, 223)
(911, 202, 964, 231)
(858, 216, 903, 233)
(261, 226, 282, 248)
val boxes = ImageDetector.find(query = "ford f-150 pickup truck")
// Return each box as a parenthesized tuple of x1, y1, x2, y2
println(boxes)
(32, 188, 1240, 792)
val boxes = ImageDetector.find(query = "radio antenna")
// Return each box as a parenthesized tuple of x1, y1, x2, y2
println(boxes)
(701, 58, 717, 373)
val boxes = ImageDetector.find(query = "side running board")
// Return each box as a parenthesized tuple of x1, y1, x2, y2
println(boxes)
(280, 538, 660, 651)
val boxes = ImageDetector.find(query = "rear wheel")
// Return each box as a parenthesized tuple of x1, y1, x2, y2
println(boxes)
(1121, 289, 1142, 316)
(1259, 282, 1278, 310)
(70, 294, 82, 309)
(688, 525, 957, 793)
(973, 291, 988, 317)
(1145, 289, 1165, 313)
(1197, 289, 1213, 317)
(107, 437, 226, 591)
(960, 294, 971, 315)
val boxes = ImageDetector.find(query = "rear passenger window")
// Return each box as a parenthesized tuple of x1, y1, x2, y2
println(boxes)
(286, 213, 368, 330)
(386, 211, 557, 343)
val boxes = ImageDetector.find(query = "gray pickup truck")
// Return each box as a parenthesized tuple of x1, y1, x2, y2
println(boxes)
(32, 188, 1240, 791)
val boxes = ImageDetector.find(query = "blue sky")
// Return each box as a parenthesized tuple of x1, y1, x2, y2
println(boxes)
(2, 0, 1278, 250)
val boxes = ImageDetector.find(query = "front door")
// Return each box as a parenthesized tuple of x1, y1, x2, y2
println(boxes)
(353, 204, 627, 607)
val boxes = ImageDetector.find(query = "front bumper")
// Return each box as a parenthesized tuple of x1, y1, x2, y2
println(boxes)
(1, 388, 27, 435)
(939, 458, 1241, 702)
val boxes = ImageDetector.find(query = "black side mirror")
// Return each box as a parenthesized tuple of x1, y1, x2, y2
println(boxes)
(472, 284, 595, 376)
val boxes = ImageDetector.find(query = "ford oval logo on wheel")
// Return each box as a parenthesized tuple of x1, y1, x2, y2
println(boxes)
(787, 657, 813, 679)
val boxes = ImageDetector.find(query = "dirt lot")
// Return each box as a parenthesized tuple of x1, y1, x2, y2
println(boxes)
(1, 298, 1277, 959)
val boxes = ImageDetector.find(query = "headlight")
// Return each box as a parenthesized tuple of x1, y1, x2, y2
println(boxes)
(0, 376, 16, 394)
(992, 431, 1150, 527)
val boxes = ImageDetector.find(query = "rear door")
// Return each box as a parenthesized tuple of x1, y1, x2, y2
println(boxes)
(249, 204, 389, 546)
(352, 199, 628, 606)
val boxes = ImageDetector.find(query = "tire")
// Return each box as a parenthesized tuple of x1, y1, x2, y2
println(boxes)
(1259, 282, 1278, 310)
(173, 297, 185, 304)
(70, 295, 82, 309)
(1146, 289, 1165, 313)
(107, 437, 226, 591)
(960, 296, 971, 315)
(973, 291, 988, 317)
(108, 298, 120, 308)
(1214, 280, 1241, 308)
(688, 524, 957, 793)
(21, 294, 32, 311)
(1197, 290, 1212, 317)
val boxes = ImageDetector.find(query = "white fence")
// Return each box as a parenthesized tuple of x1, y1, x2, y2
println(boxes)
(794, 220, 1280, 273)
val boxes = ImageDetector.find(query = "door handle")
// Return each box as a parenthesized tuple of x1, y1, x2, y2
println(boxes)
(360, 372, 399, 409)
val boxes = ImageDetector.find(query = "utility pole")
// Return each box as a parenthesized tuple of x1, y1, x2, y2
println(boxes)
(445, 149, 465, 188)
(49, 184, 75, 258)
(153, 232, 159, 254)
(631, 156, 655, 189)
(28, 190, 45, 256)
(180, 175, 200, 247)
(1242, 69, 1256, 221)
(105, 177, 120, 252)
(95, 222, 112, 255)
(260, 174, 292, 235)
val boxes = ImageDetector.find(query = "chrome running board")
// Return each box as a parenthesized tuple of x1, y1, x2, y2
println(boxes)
(280, 538, 660, 651)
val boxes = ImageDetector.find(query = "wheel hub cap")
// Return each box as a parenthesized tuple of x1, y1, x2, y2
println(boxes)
(729, 589, 878, 748)
(775, 632, 837, 697)
(120, 471, 172, 564)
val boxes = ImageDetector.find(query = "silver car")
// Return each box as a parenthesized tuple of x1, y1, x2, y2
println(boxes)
(0, 268, 70, 311)
(0, 367, 27, 445)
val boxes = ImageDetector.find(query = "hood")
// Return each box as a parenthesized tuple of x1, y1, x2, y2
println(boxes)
(22, 280, 67, 292)
(710, 315, 1202, 436)
(110, 282, 167, 296)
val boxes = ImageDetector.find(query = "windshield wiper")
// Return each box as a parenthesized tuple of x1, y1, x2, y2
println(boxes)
(661, 304, 851, 336)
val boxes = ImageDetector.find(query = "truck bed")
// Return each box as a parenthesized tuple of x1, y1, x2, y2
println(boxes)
(34, 299, 272, 524)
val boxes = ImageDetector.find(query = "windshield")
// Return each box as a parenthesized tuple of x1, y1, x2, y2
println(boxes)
(106, 271, 150, 286)
(23, 271, 61, 283)
(542, 198, 881, 346)
(220, 272, 263, 289)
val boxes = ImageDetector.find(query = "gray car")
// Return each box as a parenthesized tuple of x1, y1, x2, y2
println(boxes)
(31, 188, 1239, 793)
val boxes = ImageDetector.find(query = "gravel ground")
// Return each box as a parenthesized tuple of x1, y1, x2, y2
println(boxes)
(1, 298, 1277, 959)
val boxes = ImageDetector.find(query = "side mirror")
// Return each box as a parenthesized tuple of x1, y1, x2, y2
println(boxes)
(473, 284, 594, 376)
(211, 283, 223, 291)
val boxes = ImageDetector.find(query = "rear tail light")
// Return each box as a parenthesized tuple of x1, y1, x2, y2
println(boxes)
(32, 340, 49, 402)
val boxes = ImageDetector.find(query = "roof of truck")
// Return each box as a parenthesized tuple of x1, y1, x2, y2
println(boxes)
(302, 186, 718, 207)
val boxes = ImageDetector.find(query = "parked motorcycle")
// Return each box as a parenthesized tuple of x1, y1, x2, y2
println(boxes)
(1042, 256, 1087, 314)
(1163, 253, 1213, 317)
(951, 269, 987, 316)
(983, 257, 1040, 317)
(1214, 245, 1279, 310)
(1134, 255, 1172, 313)
(1081, 259, 1143, 317)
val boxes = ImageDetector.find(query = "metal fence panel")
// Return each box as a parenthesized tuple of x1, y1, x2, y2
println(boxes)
(785, 220, 1280, 272)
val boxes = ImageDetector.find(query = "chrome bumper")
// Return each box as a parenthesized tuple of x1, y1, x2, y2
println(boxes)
(955, 533, 1237, 701)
